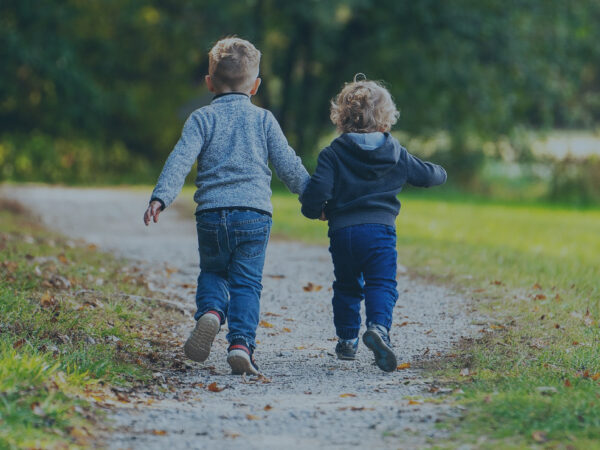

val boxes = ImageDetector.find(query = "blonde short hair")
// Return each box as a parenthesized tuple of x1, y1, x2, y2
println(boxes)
(330, 75, 399, 133)
(208, 37, 261, 91)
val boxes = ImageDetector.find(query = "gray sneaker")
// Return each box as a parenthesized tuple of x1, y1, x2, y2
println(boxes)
(362, 323, 397, 372)
(335, 338, 359, 360)
(183, 311, 221, 362)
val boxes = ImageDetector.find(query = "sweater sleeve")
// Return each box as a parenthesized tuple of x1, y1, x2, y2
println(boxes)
(405, 150, 447, 188)
(300, 149, 336, 219)
(265, 111, 310, 195)
(150, 113, 204, 209)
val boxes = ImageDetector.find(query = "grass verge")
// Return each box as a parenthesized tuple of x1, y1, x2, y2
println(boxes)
(0, 199, 181, 449)
(269, 191, 600, 448)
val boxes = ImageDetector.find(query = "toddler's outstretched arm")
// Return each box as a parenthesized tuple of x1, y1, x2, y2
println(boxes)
(405, 151, 447, 187)
(300, 150, 335, 219)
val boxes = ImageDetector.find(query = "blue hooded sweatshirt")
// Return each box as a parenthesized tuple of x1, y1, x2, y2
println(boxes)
(300, 132, 447, 231)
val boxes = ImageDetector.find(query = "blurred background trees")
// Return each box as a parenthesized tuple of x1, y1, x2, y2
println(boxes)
(1, 0, 599, 201)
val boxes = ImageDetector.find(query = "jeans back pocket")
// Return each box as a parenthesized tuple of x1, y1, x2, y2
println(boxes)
(234, 226, 269, 259)
(197, 225, 221, 257)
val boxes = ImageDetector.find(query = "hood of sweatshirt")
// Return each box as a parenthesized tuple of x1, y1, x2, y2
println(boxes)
(332, 132, 402, 180)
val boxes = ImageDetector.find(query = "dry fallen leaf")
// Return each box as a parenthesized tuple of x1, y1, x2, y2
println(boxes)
(564, 378, 572, 387)
(264, 312, 281, 317)
(58, 254, 69, 264)
(397, 362, 411, 370)
(115, 392, 130, 403)
(264, 404, 273, 411)
(87, 244, 98, 251)
(534, 294, 546, 300)
(246, 414, 260, 420)
(282, 327, 291, 333)
(1, 261, 18, 273)
(152, 429, 167, 436)
(164, 266, 177, 278)
(40, 291, 57, 308)
(408, 400, 421, 405)
(532, 283, 543, 290)
(531, 430, 547, 443)
(340, 393, 356, 398)
(303, 282, 322, 292)
(259, 320, 274, 328)
(30, 402, 45, 416)
(69, 427, 90, 445)
(207, 382, 225, 392)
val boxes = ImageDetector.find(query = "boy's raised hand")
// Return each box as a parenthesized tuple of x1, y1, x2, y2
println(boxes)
(144, 200, 163, 226)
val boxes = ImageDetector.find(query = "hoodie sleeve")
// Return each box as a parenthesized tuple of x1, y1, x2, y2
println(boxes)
(404, 150, 447, 188)
(150, 113, 204, 209)
(300, 149, 336, 219)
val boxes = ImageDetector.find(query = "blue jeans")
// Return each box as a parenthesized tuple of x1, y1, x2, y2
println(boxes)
(194, 209, 272, 349)
(328, 224, 398, 339)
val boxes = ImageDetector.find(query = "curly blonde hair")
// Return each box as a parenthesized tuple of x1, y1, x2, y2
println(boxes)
(208, 37, 261, 91)
(330, 75, 399, 133)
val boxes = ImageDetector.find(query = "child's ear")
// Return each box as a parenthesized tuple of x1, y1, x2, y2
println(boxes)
(249, 78, 261, 95)
(205, 75, 216, 92)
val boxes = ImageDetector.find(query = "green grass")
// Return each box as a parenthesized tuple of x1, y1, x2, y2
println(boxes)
(269, 191, 600, 448)
(0, 200, 177, 449)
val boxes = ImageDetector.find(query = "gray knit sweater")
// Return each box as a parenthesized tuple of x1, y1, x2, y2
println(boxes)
(150, 93, 309, 214)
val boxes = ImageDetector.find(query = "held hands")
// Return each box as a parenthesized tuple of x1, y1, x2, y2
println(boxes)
(319, 210, 327, 221)
(143, 201, 163, 226)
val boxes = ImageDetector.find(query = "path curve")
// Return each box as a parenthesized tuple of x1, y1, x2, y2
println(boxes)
(1, 185, 476, 449)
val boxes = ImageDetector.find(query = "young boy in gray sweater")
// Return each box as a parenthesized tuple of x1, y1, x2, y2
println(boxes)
(144, 37, 309, 375)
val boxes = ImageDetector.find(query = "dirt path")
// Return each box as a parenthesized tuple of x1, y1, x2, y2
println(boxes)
(1, 185, 478, 449)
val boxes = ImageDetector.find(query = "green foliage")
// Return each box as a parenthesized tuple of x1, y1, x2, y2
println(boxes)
(0, 133, 152, 184)
(1, 0, 599, 173)
(548, 156, 600, 206)
(0, 344, 91, 449)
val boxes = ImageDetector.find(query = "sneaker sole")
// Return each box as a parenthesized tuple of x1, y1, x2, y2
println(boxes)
(227, 350, 259, 375)
(183, 314, 220, 362)
(336, 353, 357, 361)
(362, 330, 397, 372)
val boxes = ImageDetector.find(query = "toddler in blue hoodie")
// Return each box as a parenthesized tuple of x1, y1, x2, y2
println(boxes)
(300, 76, 447, 372)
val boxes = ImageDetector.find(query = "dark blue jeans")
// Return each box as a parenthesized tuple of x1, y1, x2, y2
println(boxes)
(194, 209, 272, 349)
(328, 224, 398, 339)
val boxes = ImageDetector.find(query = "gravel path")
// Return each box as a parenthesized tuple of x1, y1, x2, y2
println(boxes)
(1, 185, 477, 449)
